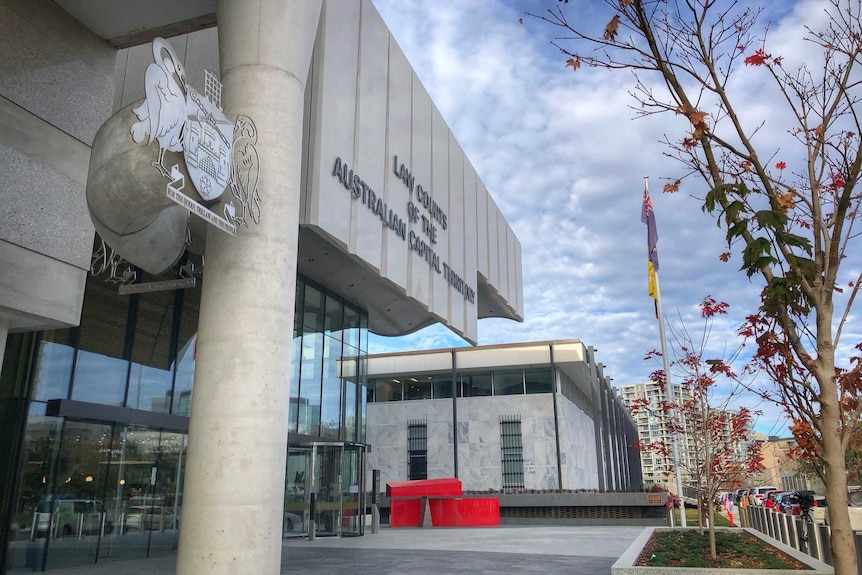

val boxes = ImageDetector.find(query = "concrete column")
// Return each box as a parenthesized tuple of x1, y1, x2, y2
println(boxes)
(176, 3, 322, 575)
(0, 315, 8, 381)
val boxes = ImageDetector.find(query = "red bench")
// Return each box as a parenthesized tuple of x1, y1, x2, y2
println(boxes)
(386, 478, 499, 528)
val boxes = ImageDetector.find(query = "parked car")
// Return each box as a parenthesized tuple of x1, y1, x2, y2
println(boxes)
(847, 491, 862, 530)
(776, 492, 797, 514)
(764, 490, 785, 509)
(734, 488, 749, 505)
(123, 505, 176, 532)
(750, 485, 778, 506)
(34, 499, 114, 537)
(809, 495, 827, 524)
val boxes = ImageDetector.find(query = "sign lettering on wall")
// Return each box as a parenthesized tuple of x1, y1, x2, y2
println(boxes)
(331, 155, 475, 304)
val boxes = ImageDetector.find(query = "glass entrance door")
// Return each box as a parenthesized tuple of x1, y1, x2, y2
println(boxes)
(340, 445, 365, 537)
(284, 447, 311, 537)
(311, 444, 342, 537)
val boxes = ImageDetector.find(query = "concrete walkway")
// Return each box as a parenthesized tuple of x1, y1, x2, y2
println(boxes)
(46, 526, 645, 575)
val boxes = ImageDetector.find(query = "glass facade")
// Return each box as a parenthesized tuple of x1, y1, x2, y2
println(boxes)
(0, 265, 368, 573)
(368, 367, 554, 402)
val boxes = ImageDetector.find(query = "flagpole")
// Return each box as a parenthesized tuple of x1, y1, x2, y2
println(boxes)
(645, 176, 687, 527)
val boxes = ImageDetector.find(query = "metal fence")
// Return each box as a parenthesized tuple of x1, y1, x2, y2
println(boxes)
(744, 505, 862, 573)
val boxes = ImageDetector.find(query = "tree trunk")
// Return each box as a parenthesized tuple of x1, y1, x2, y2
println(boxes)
(818, 348, 857, 575)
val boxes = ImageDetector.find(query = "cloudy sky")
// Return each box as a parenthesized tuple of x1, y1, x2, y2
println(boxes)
(366, 0, 852, 435)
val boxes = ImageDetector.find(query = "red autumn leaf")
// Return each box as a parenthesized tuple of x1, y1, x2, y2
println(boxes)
(663, 180, 680, 193)
(682, 137, 698, 150)
(775, 161, 786, 170)
(744, 49, 769, 66)
(829, 173, 846, 189)
(719, 252, 731, 262)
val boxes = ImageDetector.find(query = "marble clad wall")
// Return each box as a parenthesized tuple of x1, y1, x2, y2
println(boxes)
(558, 395, 600, 490)
(367, 394, 566, 492)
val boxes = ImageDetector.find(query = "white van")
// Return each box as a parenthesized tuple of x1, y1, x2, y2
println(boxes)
(750, 485, 778, 506)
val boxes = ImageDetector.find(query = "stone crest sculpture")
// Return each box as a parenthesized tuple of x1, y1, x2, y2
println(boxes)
(86, 37, 261, 277)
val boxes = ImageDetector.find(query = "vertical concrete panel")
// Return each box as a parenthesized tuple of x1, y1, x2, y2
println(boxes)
(462, 162, 478, 344)
(430, 107, 449, 317)
(307, 1, 360, 249)
(476, 182, 489, 280)
(514, 236, 524, 316)
(507, 225, 517, 310)
(446, 134, 465, 336)
(486, 195, 500, 292)
(382, 39, 410, 291)
(352, 0, 388, 269)
(496, 206, 509, 303)
(408, 80, 433, 307)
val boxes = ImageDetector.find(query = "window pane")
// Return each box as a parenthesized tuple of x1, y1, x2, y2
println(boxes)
(172, 283, 200, 416)
(372, 378, 402, 402)
(319, 336, 341, 439)
(302, 284, 325, 334)
(343, 306, 360, 350)
(432, 375, 453, 399)
(324, 295, 343, 336)
(71, 278, 131, 406)
(525, 368, 554, 394)
(462, 373, 491, 397)
(288, 333, 302, 432)
(344, 380, 357, 442)
(298, 332, 323, 436)
(33, 331, 76, 401)
(405, 376, 431, 400)
(494, 370, 524, 396)
(128, 283, 175, 412)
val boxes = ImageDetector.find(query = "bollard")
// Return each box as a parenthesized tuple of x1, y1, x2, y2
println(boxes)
(308, 493, 317, 542)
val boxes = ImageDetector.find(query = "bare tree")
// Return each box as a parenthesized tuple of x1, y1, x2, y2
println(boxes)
(527, 1, 862, 573)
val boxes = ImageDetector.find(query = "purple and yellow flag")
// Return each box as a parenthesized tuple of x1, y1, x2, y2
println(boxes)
(641, 186, 659, 299)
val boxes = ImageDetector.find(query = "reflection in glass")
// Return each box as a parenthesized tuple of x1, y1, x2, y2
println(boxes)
(405, 376, 432, 400)
(288, 335, 302, 433)
(525, 368, 554, 394)
(70, 277, 130, 406)
(373, 379, 402, 402)
(432, 375, 455, 399)
(128, 285, 175, 412)
(344, 380, 357, 442)
(462, 373, 492, 397)
(172, 284, 199, 416)
(324, 295, 343, 336)
(319, 336, 341, 439)
(71, 351, 128, 406)
(298, 333, 323, 436)
(494, 370, 525, 396)
(33, 332, 75, 401)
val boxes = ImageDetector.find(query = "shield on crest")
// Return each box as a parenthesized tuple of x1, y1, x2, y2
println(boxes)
(183, 87, 233, 201)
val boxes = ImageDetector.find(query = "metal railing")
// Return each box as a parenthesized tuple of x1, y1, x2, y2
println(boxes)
(742, 505, 862, 572)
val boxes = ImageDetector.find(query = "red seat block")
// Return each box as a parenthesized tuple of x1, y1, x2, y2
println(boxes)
(386, 477, 462, 498)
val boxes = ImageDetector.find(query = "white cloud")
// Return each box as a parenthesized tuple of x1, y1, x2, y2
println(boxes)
(369, 0, 860, 436)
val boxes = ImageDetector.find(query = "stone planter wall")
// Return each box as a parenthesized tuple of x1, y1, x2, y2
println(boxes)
(612, 527, 834, 575)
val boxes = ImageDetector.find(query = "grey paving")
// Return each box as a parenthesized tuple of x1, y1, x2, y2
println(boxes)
(44, 526, 645, 575)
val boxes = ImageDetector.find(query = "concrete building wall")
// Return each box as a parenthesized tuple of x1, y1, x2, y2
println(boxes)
(367, 393, 561, 492)
(557, 395, 600, 490)
(0, 0, 116, 331)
